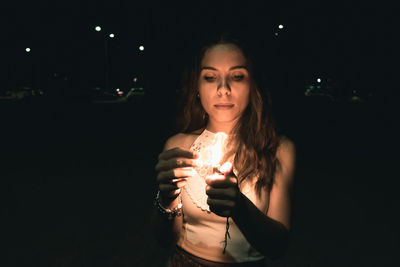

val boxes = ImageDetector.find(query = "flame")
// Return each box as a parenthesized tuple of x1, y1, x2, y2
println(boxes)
(209, 132, 228, 166)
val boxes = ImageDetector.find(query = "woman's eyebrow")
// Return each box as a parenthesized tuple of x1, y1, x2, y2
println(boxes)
(200, 65, 248, 71)
(229, 65, 248, 71)
(201, 66, 217, 71)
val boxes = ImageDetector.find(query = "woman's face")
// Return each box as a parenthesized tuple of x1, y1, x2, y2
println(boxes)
(198, 44, 250, 127)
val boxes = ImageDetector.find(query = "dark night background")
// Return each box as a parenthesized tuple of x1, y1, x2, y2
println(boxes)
(1, 1, 399, 266)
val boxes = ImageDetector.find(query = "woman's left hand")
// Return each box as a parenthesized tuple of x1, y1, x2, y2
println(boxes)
(205, 162, 241, 217)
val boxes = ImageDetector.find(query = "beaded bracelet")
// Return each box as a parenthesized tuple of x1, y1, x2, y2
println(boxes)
(153, 190, 183, 220)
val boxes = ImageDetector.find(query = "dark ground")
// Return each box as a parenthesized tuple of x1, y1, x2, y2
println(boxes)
(1, 93, 399, 267)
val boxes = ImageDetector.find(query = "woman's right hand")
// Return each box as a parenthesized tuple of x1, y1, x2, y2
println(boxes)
(155, 147, 198, 205)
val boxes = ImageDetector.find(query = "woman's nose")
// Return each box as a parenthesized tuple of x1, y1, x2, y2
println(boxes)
(217, 79, 231, 95)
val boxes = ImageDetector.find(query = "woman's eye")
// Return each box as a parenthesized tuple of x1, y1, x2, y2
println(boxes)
(204, 76, 216, 82)
(232, 74, 245, 81)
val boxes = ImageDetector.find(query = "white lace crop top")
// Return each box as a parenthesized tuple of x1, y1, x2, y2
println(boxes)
(176, 129, 269, 263)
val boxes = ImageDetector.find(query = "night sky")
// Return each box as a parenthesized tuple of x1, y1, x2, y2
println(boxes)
(2, 1, 396, 97)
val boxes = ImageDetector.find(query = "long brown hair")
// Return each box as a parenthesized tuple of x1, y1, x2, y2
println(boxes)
(176, 34, 282, 198)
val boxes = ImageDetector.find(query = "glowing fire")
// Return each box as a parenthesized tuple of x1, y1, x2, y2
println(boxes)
(204, 132, 233, 179)
(208, 132, 228, 166)
(194, 132, 232, 177)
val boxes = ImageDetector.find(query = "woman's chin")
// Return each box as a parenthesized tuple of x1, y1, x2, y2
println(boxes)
(210, 115, 241, 124)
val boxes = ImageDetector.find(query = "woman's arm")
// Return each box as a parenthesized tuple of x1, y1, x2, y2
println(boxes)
(150, 193, 183, 252)
(150, 134, 196, 252)
(232, 138, 296, 259)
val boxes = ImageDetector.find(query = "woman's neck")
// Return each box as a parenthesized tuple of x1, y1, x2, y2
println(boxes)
(206, 118, 238, 134)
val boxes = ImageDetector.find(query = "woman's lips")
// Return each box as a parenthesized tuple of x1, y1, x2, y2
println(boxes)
(214, 104, 234, 109)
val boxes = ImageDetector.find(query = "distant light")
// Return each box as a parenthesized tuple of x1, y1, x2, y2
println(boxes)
(117, 91, 123, 95)
(317, 78, 321, 83)
(133, 77, 138, 83)
(109, 33, 115, 38)
(274, 32, 278, 36)
(278, 24, 284, 29)
(25, 48, 31, 52)
(116, 88, 120, 92)
(139, 45, 144, 51)
(95, 26, 102, 32)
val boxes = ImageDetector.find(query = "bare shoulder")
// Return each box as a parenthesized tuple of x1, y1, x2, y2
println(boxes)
(163, 128, 204, 151)
(277, 135, 296, 158)
(275, 135, 296, 186)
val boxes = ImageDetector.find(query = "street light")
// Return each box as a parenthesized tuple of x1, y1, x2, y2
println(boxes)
(278, 24, 284, 29)
(26, 48, 31, 52)
(109, 33, 115, 38)
(95, 26, 102, 32)
(139, 45, 144, 51)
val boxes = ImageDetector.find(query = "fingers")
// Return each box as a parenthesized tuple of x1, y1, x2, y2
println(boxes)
(205, 175, 237, 188)
(205, 177, 240, 218)
(158, 147, 198, 161)
(173, 178, 188, 188)
(159, 185, 182, 199)
(155, 147, 198, 199)
(157, 168, 196, 184)
(158, 179, 186, 198)
(207, 198, 236, 208)
(205, 186, 238, 200)
(159, 180, 186, 192)
(155, 157, 199, 172)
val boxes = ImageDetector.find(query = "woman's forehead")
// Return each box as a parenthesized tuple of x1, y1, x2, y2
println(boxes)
(201, 44, 247, 67)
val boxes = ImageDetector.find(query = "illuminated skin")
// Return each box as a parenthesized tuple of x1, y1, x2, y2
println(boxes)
(198, 43, 250, 134)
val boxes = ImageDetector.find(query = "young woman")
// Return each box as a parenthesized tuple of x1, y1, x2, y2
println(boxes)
(152, 34, 296, 266)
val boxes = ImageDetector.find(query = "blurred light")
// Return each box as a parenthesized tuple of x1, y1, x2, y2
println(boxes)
(139, 45, 144, 51)
(317, 78, 321, 83)
(109, 33, 115, 38)
(278, 24, 284, 29)
(116, 88, 120, 92)
(133, 77, 138, 83)
(25, 48, 31, 52)
(117, 91, 123, 95)
(274, 32, 278, 36)
(95, 26, 102, 32)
